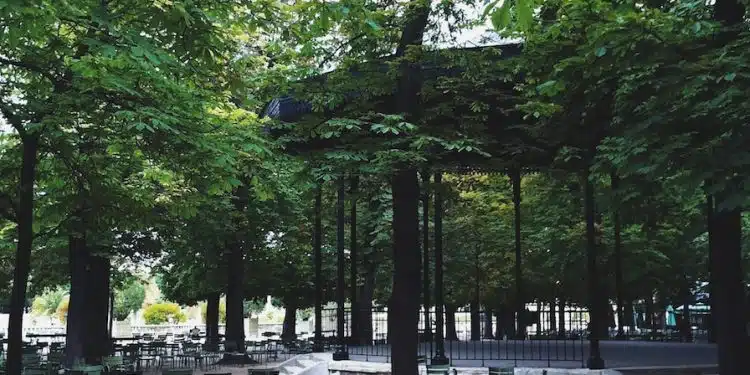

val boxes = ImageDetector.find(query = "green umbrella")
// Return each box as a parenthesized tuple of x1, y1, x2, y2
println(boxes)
(665, 305, 677, 327)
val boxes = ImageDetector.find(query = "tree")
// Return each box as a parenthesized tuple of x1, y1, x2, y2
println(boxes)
(113, 280, 146, 321)
(0, 0, 276, 369)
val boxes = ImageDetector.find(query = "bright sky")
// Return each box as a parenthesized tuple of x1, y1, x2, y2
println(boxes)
(428, 0, 517, 48)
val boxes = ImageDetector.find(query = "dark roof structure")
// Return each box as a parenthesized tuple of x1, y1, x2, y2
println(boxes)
(263, 43, 555, 172)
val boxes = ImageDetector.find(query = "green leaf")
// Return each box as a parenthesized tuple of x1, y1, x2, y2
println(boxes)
(595, 47, 607, 57)
(724, 72, 736, 81)
(366, 19, 381, 31)
(490, 1, 512, 30)
(482, 0, 501, 18)
(516, 0, 533, 30)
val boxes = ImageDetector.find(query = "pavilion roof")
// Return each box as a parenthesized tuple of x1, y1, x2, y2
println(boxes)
(263, 42, 557, 172)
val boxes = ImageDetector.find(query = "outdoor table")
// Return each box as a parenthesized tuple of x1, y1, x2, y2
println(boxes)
(69, 364, 104, 375)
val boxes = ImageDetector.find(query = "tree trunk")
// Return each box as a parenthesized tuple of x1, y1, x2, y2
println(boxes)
(225, 241, 246, 353)
(711, 208, 746, 375)
(281, 301, 298, 341)
(66, 230, 112, 365)
(205, 293, 220, 351)
(483, 309, 494, 339)
(445, 304, 459, 341)
(224, 186, 248, 358)
(557, 299, 566, 339)
(470, 301, 480, 341)
(390, 169, 422, 374)
(87, 254, 111, 360)
(706, 192, 717, 343)
(6, 136, 38, 375)
(709, 0, 745, 356)
(66, 233, 87, 365)
(389, 0, 430, 369)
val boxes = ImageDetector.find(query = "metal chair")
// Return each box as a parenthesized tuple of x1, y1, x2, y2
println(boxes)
(488, 367, 514, 375)
(163, 369, 193, 375)
(426, 364, 451, 375)
(248, 370, 279, 375)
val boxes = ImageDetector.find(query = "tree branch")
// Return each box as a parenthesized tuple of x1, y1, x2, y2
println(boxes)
(34, 213, 72, 240)
(318, 33, 369, 69)
(0, 56, 59, 84)
(0, 101, 26, 137)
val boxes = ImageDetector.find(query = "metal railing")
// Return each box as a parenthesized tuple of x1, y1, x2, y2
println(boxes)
(319, 306, 589, 367)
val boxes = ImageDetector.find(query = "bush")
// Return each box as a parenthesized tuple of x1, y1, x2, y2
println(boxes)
(142, 302, 186, 325)
(200, 300, 226, 324)
(32, 288, 67, 316)
(56, 296, 69, 323)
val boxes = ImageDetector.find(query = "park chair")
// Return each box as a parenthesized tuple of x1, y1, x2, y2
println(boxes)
(22, 353, 43, 372)
(70, 364, 104, 375)
(426, 364, 451, 375)
(102, 356, 134, 373)
(44, 351, 65, 373)
(248, 370, 280, 375)
(163, 369, 193, 375)
(488, 367, 514, 375)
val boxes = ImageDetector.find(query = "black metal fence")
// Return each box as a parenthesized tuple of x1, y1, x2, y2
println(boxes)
(320, 306, 589, 367)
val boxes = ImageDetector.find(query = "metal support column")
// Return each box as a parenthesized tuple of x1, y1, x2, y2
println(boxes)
(432, 171, 449, 365)
(612, 173, 625, 339)
(350, 176, 359, 344)
(584, 171, 605, 369)
(313, 186, 324, 352)
(511, 169, 525, 339)
(422, 171, 432, 346)
(333, 177, 350, 361)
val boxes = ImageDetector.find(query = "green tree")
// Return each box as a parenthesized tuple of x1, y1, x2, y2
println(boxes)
(0, 0, 275, 369)
(113, 280, 146, 321)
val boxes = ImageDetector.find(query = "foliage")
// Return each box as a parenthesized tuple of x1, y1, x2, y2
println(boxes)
(55, 296, 69, 324)
(244, 299, 266, 318)
(200, 300, 227, 324)
(142, 302, 186, 325)
(113, 280, 146, 321)
(31, 288, 68, 316)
